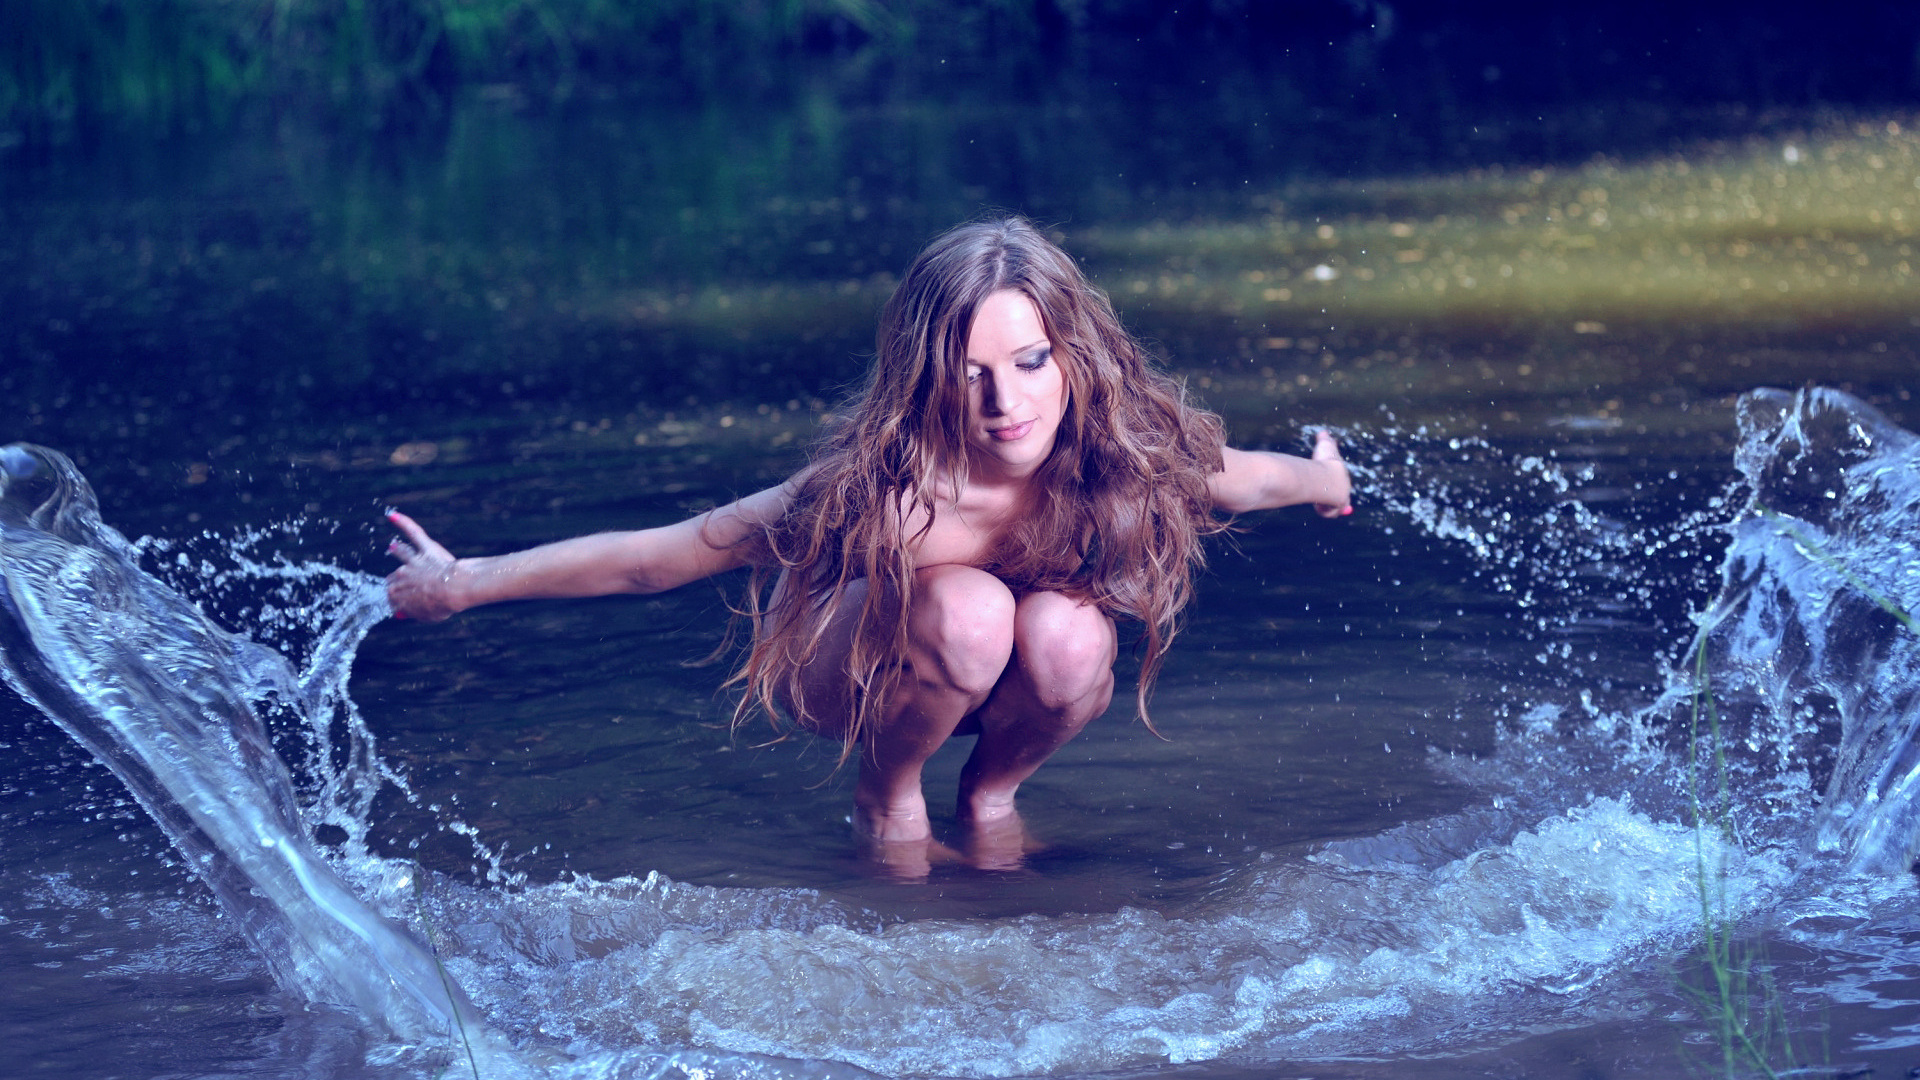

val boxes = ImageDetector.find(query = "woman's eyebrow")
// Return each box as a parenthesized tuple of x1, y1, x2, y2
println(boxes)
(966, 340, 1051, 365)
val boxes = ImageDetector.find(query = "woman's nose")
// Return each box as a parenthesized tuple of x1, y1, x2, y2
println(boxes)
(986, 370, 1020, 415)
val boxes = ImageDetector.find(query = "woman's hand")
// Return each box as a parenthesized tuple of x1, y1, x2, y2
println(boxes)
(1308, 429, 1354, 519)
(385, 511, 463, 622)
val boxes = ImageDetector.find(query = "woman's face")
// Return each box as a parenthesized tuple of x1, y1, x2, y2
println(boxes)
(962, 289, 1068, 481)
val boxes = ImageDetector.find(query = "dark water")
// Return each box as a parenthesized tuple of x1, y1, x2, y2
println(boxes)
(4, 85, 1920, 1078)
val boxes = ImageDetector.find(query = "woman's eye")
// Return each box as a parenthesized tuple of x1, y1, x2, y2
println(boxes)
(1018, 352, 1051, 372)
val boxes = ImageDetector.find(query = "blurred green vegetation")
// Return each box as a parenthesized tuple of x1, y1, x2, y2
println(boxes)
(10, 1, 1919, 144)
(1, 0, 1105, 139)
(3, 0, 258, 137)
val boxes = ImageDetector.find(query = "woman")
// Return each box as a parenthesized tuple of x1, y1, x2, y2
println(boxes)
(387, 218, 1351, 869)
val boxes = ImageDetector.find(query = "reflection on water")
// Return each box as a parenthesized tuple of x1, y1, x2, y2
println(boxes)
(6, 102, 1915, 546)
(3, 84, 1920, 1078)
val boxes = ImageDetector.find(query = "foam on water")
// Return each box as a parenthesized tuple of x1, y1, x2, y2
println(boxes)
(375, 794, 1763, 1077)
(2, 385, 1918, 1077)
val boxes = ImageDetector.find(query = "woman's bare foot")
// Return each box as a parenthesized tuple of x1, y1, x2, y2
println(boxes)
(960, 808, 1043, 872)
(855, 833, 961, 882)
(852, 787, 936, 843)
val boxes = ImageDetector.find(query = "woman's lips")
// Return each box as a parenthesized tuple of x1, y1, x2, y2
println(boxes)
(989, 420, 1034, 442)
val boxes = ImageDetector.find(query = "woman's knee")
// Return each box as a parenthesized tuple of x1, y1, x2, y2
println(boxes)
(909, 565, 1016, 697)
(1012, 592, 1117, 713)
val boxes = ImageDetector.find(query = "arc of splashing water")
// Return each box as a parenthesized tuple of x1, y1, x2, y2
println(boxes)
(0, 444, 483, 1048)
(1721, 389, 1920, 877)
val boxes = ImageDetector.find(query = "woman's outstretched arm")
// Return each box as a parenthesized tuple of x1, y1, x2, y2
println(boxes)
(385, 480, 795, 621)
(1208, 430, 1353, 518)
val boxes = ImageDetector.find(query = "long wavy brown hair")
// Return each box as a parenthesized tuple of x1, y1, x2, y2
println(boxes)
(729, 217, 1228, 755)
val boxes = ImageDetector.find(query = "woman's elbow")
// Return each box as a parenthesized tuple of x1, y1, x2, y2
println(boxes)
(622, 566, 681, 595)
(623, 552, 723, 595)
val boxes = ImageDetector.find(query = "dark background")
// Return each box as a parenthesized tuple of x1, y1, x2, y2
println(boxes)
(8, 1, 1920, 140)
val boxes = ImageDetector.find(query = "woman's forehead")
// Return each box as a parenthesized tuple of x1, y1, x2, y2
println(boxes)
(963, 291, 1049, 357)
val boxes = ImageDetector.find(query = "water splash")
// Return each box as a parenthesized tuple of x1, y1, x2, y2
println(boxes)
(131, 518, 520, 884)
(0, 444, 482, 1058)
(1339, 416, 1734, 650)
(1360, 387, 1920, 877)
(1683, 388, 1920, 875)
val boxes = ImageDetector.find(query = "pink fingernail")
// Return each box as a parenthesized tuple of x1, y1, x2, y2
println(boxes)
(392, 610, 410, 620)
(1341, 505, 1354, 516)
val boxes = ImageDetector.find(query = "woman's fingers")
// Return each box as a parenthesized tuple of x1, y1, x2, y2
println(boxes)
(386, 510, 454, 563)
(1310, 428, 1342, 462)
(383, 511, 459, 621)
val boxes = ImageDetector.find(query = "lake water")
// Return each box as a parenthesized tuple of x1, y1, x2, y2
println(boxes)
(3, 89, 1920, 1078)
